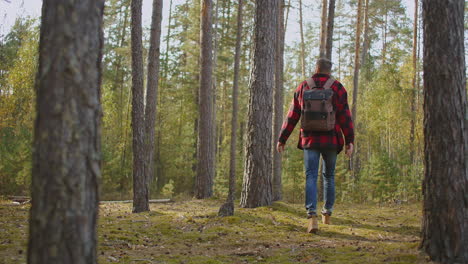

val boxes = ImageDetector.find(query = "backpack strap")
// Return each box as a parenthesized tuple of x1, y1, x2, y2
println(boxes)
(323, 78, 335, 90)
(306, 77, 317, 89)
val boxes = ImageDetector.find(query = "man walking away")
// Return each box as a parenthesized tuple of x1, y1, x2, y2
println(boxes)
(277, 58, 354, 233)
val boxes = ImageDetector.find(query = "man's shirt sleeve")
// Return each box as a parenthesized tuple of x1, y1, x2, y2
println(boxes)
(335, 83, 354, 144)
(278, 83, 303, 144)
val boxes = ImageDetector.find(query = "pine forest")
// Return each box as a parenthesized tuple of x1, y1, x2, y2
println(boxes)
(0, 0, 466, 263)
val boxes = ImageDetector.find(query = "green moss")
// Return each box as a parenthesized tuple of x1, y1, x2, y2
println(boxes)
(0, 200, 433, 264)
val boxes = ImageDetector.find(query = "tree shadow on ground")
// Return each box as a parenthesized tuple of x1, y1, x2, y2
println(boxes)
(331, 216, 420, 237)
(267, 202, 419, 238)
(269, 201, 305, 218)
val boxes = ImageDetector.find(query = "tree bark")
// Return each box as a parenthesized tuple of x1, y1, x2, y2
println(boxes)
(27, 0, 104, 263)
(409, 0, 418, 165)
(421, 0, 468, 263)
(144, 0, 163, 193)
(272, 0, 285, 202)
(131, 0, 149, 213)
(219, 0, 244, 217)
(228, 0, 243, 204)
(319, 0, 328, 58)
(155, 0, 173, 194)
(325, 0, 335, 60)
(298, 0, 306, 78)
(240, 0, 277, 208)
(360, 0, 369, 69)
(350, 0, 363, 178)
(195, 0, 215, 199)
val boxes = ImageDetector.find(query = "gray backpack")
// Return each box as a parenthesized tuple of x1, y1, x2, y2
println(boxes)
(301, 77, 336, 132)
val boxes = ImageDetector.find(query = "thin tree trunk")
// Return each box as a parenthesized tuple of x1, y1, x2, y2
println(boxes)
(272, 0, 285, 202)
(319, 0, 328, 58)
(115, 3, 129, 138)
(421, 0, 467, 262)
(144, 0, 163, 193)
(409, 0, 418, 165)
(27, 0, 104, 262)
(131, 0, 149, 213)
(360, 0, 369, 69)
(381, 2, 388, 65)
(240, 0, 277, 208)
(350, 0, 363, 177)
(227, 0, 242, 204)
(325, 0, 335, 60)
(195, 0, 215, 199)
(155, 0, 172, 193)
(284, 0, 291, 32)
(212, 0, 220, 176)
(298, 0, 306, 78)
(219, 0, 244, 216)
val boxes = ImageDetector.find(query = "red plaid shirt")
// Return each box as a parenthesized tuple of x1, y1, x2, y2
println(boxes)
(278, 73, 354, 153)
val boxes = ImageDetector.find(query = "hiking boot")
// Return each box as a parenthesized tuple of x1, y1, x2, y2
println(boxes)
(307, 215, 318, 233)
(321, 212, 331, 225)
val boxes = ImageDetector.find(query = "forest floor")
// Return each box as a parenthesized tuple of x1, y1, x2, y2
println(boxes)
(0, 198, 432, 264)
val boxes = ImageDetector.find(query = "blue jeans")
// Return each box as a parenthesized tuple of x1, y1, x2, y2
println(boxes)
(304, 149, 337, 216)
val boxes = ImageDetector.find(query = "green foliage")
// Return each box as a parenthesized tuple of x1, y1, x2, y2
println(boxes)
(161, 179, 175, 198)
(0, 19, 38, 195)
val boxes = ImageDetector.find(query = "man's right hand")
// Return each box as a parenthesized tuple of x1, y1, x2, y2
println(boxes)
(345, 143, 354, 158)
(277, 142, 285, 153)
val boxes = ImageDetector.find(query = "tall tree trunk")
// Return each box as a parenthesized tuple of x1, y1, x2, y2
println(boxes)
(381, 1, 388, 65)
(284, 0, 291, 32)
(240, 0, 277, 208)
(115, 3, 129, 138)
(319, 0, 328, 58)
(421, 0, 467, 263)
(360, 0, 369, 69)
(131, 0, 149, 213)
(27, 0, 104, 263)
(219, 0, 244, 217)
(409, 0, 418, 165)
(155, 0, 173, 193)
(325, 0, 335, 60)
(298, 0, 306, 78)
(195, 0, 215, 199)
(272, 0, 285, 202)
(212, 0, 220, 178)
(350, 0, 363, 177)
(144, 0, 163, 193)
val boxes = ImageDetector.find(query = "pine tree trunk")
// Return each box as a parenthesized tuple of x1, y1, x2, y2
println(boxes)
(27, 0, 104, 263)
(240, 0, 277, 208)
(325, 0, 335, 60)
(421, 0, 468, 262)
(360, 0, 369, 68)
(272, 0, 285, 202)
(284, 0, 291, 32)
(319, 0, 328, 58)
(350, 0, 363, 177)
(155, 0, 173, 194)
(195, 0, 215, 199)
(409, 0, 418, 165)
(228, 0, 243, 204)
(381, 2, 388, 65)
(144, 0, 163, 192)
(131, 0, 149, 213)
(219, 0, 244, 217)
(298, 0, 306, 78)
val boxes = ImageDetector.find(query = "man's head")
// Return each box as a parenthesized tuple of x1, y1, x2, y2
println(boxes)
(315, 58, 332, 74)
